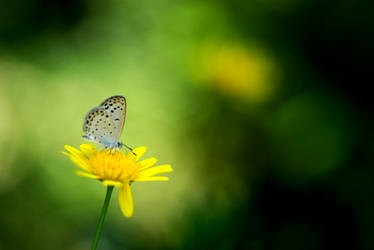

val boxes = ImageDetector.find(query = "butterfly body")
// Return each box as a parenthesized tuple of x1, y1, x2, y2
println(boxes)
(82, 96, 127, 149)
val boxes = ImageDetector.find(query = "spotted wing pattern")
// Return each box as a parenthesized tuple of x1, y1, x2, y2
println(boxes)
(100, 95, 126, 142)
(82, 106, 117, 146)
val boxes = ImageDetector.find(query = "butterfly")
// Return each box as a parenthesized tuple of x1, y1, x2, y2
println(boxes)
(82, 95, 128, 149)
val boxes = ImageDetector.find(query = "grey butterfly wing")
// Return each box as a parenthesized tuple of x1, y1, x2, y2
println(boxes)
(82, 106, 117, 147)
(100, 95, 126, 141)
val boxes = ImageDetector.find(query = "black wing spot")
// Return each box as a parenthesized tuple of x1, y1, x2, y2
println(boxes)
(106, 115, 109, 118)
(111, 110, 114, 113)
(115, 118, 119, 121)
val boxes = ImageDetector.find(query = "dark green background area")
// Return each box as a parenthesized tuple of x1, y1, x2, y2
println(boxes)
(1, 0, 373, 249)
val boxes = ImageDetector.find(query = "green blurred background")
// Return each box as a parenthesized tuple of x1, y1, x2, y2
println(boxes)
(1, 0, 373, 249)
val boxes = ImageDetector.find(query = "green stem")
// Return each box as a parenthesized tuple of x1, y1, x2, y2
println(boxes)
(91, 186, 114, 250)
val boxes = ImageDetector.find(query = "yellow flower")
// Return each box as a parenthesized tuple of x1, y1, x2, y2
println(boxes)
(195, 43, 279, 103)
(62, 144, 172, 217)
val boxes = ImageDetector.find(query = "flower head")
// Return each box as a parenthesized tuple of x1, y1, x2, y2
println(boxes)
(196, 43, 278, 103)
(62, 144, 172, 217)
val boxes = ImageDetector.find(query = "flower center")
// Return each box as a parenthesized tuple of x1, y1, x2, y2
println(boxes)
(88, 150, 141, 182)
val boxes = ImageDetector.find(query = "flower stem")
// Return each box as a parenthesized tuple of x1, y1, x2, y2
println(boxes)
(92, 186, 114, 250)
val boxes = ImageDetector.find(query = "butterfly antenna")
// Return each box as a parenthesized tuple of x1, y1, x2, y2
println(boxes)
(124, 144, 134, 152)
(119, 143, 136, 156)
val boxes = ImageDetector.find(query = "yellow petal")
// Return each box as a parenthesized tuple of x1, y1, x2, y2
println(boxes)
(138, 157, 158, 171)
(135, 176, 169, 182)
(61, 151, 71, 157)
(75, 170, 100, 179)
(140, 165, 173, 177)
(64, 145, 86, 159)
(80, 144, 98, 155)
(102, 180, 122, 186)
(67, 154, 91, 171)
(119, 183, 134, 217)
(131, 146, 147, 160)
